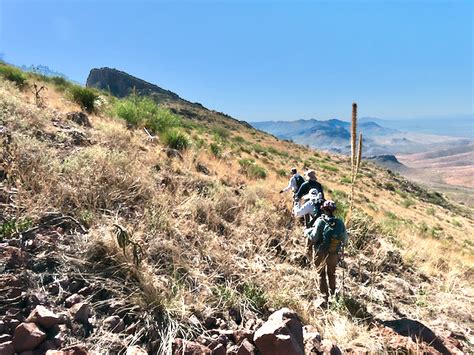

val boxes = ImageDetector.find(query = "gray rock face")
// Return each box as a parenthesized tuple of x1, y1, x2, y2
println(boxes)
(86, 67, 182, 103)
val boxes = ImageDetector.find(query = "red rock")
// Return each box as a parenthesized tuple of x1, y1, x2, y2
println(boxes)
(0, 341, 14, 355)
(237, 339, 256, 355)
(253, 308, 304, 355)
(126, 345, 147, 355)
(69, 303, 91, 324)
(232, 329, 254, 345)
(1, 246, 28, 269)
(211, 343, 226, 355)
(27, 305, 60, 329)
(65, 294, 84, 308)
(12, 322, 47, 352)
(173, 338, 212, 354)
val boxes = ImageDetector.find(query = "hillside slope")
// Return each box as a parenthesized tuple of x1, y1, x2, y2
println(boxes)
(0, 66, 473, 354)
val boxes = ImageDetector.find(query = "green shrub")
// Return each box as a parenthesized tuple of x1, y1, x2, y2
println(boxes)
(401, 198, 415, 208)
(0, 65, 28, 89)
(276, 169, 287, 177)
(114, 96, 181, 133)
(242, 282, 267, 311)
(212, 126, 230, 139)
(238, 159, 267, 179)
(0, 218, 32, 239)
(252, 144, 267, 154)
(162, 129, 190, 150)
(68, 85, 100, 113)
(50, 76, 71, 91)
(320, 163, 338, 172)
(232, 135, 246, 144)
(210, 142, 222, 157)
(340, 176, 352, 184)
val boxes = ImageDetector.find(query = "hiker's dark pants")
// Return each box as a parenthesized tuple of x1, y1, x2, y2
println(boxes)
(315, 250, 338, 298)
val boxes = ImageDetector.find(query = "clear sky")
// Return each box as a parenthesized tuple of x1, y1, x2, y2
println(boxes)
(1, 0, 472, 121)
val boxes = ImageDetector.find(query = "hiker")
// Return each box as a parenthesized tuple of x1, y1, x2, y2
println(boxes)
(279, 168, 305, 199)
(295, 170, 325, 226)
(295, 170, 324, 202)
(293, 188, 325, 226)
(304, 200, 348, 301)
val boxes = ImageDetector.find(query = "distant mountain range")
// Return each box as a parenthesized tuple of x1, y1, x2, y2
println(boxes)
(251, 117, 472, 156)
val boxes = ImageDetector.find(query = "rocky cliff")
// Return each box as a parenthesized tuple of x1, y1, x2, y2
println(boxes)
(86, 67, 185, 104)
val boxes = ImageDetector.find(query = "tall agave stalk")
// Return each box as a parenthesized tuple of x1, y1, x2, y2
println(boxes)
(348, 103, 363, 222)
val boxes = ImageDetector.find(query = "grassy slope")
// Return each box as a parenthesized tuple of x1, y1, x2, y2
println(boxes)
(0, 70, 473, 352)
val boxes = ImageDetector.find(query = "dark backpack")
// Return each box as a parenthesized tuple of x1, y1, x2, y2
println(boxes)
(321, 218, 345, 253)
(294, 174, 305, 191)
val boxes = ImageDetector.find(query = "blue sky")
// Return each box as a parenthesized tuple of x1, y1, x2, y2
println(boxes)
(0, 0, 472, 122)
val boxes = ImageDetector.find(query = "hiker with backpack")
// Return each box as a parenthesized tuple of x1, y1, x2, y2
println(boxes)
(293, 188, 325, 226)
(304, 200, 348, 302)
(294, 169, 325, 227)
(295, 170, 324, 203)
(279, 168, 305, 199)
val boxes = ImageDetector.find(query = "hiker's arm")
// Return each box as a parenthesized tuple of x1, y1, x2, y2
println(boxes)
(319, 184, 325, 200)
(308, 219, 324, 244)
(293, 200, 313, 217)
(281, 177, 293, 193)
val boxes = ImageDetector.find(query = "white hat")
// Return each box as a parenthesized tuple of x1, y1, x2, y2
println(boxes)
(302, 188, 322, 201)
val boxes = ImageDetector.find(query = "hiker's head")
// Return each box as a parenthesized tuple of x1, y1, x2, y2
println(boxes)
(305, 169, 316, 180)
(302, 188, 322, 201)
(321, 200, 337, 215)
(291, 167, 297, 175)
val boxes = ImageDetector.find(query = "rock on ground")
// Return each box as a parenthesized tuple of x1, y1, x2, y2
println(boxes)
(253, 308, 304, 355)
(12, 322, 47, 352)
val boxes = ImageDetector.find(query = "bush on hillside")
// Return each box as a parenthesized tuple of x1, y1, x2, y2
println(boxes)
(162, 129, 190, 150)
(50, 76, 71, 91)
(210, 142, 222, 157)
(114, 96, 181, 133)
(68, 85, 100, 113)
(238, 159, 267, 179)
(0, 65, 28, 89)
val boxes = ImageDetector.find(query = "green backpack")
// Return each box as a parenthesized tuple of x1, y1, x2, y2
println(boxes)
(321, 217, 345, 253)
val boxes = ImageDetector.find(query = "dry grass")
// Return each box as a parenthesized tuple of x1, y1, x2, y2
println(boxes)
(1, 73, 473, 351)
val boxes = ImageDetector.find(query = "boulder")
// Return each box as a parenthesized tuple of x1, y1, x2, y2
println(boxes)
(232, 329, 254, 345)
(26, 305, 60, 329)
(66, 112, 91, 127)
(253, 308, 304, 355)
(126, 345, 148, 355)
(0, 341, 14, 355)
(237, 339, 256, 355)
(12, 322, 47, 352)
(69, 302, 91, 324)
(173, 338, 212, 355)
(65, 294, 84, 308)
(212, 343, 226, 355)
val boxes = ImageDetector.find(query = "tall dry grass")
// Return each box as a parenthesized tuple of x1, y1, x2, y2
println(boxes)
(1, 75, 473, 352)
